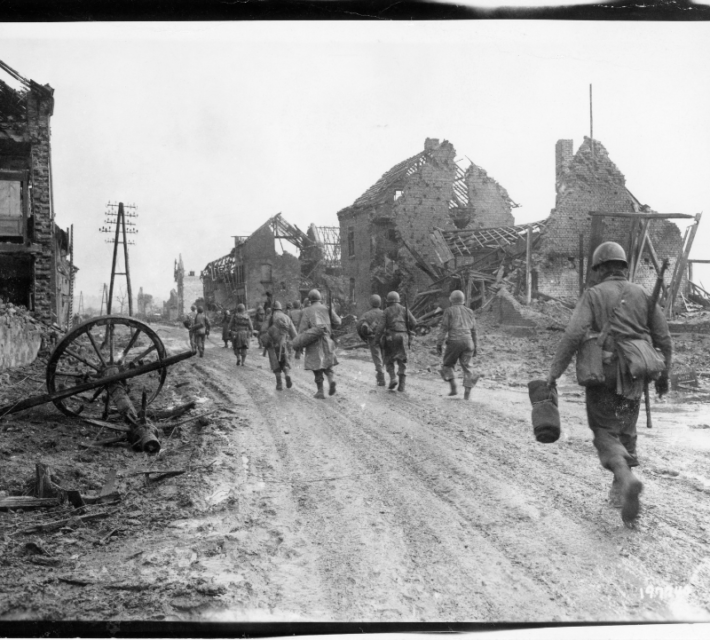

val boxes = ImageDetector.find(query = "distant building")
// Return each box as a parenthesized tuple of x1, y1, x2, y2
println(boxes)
(0, 60, 76, 326)
(173, 254, 203, 317)
(202, 214, 341, 311)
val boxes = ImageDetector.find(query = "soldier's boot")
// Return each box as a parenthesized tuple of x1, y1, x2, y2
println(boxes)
(327, 374, 336, 396)
(610, 458, 643, 526)
(397, 374, 406, 392)
(236, 358, 240, 367)
(314, 382, 325, 400)
(608, 478, 623, 509)
(376, 371, 385, 387)
(275, 374, 283, 391)
(285, 374, 293, 389)
(388, 372, 398, 390)
(463, 375, 479, 401)
(448, 379, 458, 396)
(224, 341, 229, 348)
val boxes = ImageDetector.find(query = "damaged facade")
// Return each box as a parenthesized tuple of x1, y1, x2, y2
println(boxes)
(0, 62, 76, 326)
(202, 214, 342, 311)
(337, 138, 517, 313)
(536, 137, 684, 299)
(172, 254, 203, 317)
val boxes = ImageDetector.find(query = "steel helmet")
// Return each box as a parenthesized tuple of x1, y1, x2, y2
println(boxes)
(449, 290, 465, 304)
(196, 306, 204, 313)
(369, 294, 382, 308)
(272, 301, 282, 310)
(592, 241, 628, 270)
(308, 289, 322, 302)
(293, 300, 301, 309)
(386, 291, 400, 303)
(237, 303, 245, 312)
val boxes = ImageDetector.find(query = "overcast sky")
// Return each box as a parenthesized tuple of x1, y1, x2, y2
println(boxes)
(2, 21, 709, 307)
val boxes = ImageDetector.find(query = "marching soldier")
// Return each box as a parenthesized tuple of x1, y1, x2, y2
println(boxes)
(254, 305, 266, 349)
(289, 300, 304, 360)
(220, 309, 231, 348)
(298, 289, 341, 399)
(192, 306, 210, 358)
(229, 303, 253, 366)
(373, 291, 417, 392)
(546, 241, 672, 527)
(356, 294, 385, 386)
(264, 301, 298, 391)
(436, 290, 479, 400)
(184, 304, 197, 350)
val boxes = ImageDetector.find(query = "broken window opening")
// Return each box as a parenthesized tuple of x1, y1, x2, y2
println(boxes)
(394, 189, 403, 201)
(348, 227, 355, 258)
(260, 263, 273, 284)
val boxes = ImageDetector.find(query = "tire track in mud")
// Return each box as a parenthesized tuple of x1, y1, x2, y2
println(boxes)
(222, 352, 581, 621)
(185, 341, 710, 621)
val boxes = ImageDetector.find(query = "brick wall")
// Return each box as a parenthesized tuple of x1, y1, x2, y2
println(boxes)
(537, 137, 683, 301)
(26, 88, 57, 323)
(465, 164, 515, 229)
(182, 275, 203, 309)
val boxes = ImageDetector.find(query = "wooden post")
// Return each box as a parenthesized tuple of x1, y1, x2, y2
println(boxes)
(525, 227, 533, 305)
(665, 213, 702, 317)
(578, 233, 585, 295)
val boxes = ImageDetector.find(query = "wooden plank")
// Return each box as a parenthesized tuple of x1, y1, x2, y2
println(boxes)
(588, 212, 695, 219)
(0, 496, 61, 511)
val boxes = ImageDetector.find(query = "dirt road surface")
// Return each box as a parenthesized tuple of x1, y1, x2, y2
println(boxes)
(2, 323, 710, 622)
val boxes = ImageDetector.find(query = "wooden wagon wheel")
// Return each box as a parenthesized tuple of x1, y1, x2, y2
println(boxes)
(46, 315, 168, 419)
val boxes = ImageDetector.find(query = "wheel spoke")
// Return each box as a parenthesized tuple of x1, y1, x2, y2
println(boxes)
(109, 324, 115, 365)
(85, 328, 107, 367)
(118, 329, 142, 364)
(63, 348, 102, 372)
(129, 344, 157, 365)
(54, 370, 86, 378)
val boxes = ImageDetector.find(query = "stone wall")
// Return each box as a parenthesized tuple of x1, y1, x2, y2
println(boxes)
(538, 137, 683, 300)
(182, 275, 203, 309)
(0, 315, 42, 371)
(465, 164, 515, 229)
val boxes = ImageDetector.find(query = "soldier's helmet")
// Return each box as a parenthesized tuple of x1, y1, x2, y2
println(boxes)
(592, 241, 628, 270)
(197, 306, 204, 313)
(293, 300, 301, 309)
(272, 301, 282, 310)
(369, 294, 382, 308)
(449, 290, 465, 304)
(308, 289, 322, 302)
(237, 303, 245, 312)
(257, 305, 264, 311)
(386, 291, 400, 303)
(191, 305, 196, 311)
(286, 302, 292, 309)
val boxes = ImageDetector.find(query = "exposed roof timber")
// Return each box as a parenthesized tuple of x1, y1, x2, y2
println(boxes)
(351, 151, 426, 208)
(588, 212, 695, 219)
(439, 219, 548, 257)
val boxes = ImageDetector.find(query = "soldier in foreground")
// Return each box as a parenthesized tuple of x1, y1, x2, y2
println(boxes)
(298, 289, 341, 399)
(356, 294, 385, 386)
(546, 242, 672, 527)
(229, 303, 253, 366)
(254, 305, 266, 349)
(264, 301, 298, 391)
(436, 290, 479, 399)
(374, 291, 417, 392)
(192, 306, 210, 358)
(184, 304, 197, 350)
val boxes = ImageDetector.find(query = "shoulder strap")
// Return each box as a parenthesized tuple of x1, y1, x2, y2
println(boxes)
(597, 282, 629, 344)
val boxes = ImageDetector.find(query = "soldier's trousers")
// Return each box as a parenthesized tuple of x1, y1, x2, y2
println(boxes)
(383, 333, 408, 377)
(194, 334, 205, 356)
(313, 368, 335, 384)
(585, 384, 640, 469)
(441, 339, 477, 388)
(368, 340, 384, 374)
(267, 346, 291, 375)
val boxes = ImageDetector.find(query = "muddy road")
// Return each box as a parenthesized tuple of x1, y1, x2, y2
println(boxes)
(2, 323, 710, 622)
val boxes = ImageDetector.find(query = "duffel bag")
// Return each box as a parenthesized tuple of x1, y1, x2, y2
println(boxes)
(291, 325, 328, 350)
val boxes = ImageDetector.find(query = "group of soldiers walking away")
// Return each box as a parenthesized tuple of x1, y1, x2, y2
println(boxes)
(186, 238, 671, 529)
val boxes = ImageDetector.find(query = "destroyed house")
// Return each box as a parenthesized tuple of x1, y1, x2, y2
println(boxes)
(202, 214, 341, 311)
(434, 136, 689, 313)
(0, 61, 75, 325)
(337, 138, 517, 314)
(172, 254, 203, 317)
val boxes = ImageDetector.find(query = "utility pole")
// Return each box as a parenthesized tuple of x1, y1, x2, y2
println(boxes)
(589, 83, 594, 158)
(99, 202, 138, 316)
(76, 290, 84, 321)
(66, 224, 74, 329)
(99, 283, 108, 316)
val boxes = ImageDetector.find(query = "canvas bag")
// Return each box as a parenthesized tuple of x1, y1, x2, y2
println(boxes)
(575, 284, 627, 387)
(615, 337, 665, 380)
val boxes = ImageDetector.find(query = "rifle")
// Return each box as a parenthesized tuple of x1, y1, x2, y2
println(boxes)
(644, 258, 669, 429)
(404, 294, 412, 349)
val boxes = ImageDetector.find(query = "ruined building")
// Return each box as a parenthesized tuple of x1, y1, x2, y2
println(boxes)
(202, 214, 341, 311)
(173, 254, 203, 317)
(537, 137, 683, 299)
(0, 61, 75, 325)
(337, 138, 517, 313)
